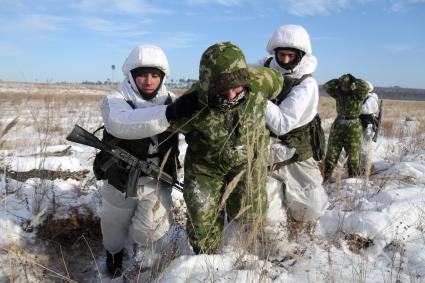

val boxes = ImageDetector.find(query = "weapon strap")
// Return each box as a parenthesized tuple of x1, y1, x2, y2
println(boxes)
(268, 153, 299, 173)
(264, 56, 273, 68)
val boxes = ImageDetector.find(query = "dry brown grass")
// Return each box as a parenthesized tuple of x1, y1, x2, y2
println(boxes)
(319, 97, 425, 122)
(0, 91, 104, 149)
(0, 83, 190, 150)
(2, 82, 425, 281)
(318, 96, 337, 120)
(318, 97, 425, 139)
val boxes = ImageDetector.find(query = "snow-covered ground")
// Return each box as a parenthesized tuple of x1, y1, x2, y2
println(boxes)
(1, 84, 425, 282)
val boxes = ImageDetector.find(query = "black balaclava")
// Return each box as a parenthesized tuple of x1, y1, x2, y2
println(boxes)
(274, 47, 305, 71)
(211, 88, 248, 112)
(130, 67, 165, 100)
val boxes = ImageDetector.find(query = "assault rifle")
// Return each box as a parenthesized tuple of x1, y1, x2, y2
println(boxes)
(372, 99, 383, 142)
(66, 125, 183, 197)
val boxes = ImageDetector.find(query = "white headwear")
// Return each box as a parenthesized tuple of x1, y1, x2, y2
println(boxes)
(366, 81, 374, 92)
(121, 44, 169, 99)
(266, 24, 312, 56)
(122, 44, 169, 77)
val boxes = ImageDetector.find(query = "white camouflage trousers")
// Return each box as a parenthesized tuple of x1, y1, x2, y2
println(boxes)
(270, 141, 329, 222)
(100, 177, 172, 254)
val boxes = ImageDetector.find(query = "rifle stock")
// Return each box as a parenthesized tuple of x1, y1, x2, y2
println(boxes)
(66, 124, 110, 152)
(66, 124, 184, 194)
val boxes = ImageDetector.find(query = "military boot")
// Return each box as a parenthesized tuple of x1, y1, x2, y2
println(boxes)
(106, 249, 124, 277)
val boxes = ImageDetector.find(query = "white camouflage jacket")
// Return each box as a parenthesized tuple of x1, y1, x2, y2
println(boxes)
(100, 77, 174, 140)
(256, 54, 319, 136)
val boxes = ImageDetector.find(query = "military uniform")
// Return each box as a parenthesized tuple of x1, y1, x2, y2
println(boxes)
(96, 44, 178, 276)
(258, 24, 328, 224)
(323, 74, 371, 179)
(170, 42, 284, 253)
(359, 86, 380, 172)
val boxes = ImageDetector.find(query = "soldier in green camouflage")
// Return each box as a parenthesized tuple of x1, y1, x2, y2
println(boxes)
(165, 42, 285, 254)
(323, 73, 371, 182)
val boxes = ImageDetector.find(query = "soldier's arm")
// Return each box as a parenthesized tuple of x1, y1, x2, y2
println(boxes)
(257, 67, 285, 100)
(323, 79, 340, 98)
(353, 78, 371, 100)
(167, 84, 205, 134)
(100, 90, 170, 139)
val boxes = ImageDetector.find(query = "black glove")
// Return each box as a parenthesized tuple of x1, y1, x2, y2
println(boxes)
(165, 91, 199, 122)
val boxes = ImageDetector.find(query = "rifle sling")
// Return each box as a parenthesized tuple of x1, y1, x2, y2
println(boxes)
(268, 153, 299, 172)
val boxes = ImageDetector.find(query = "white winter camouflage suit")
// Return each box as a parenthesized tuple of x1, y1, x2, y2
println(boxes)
(360, 82, 379, 170)
(99, 45, 174, 256)
(257, 25, 328, 222)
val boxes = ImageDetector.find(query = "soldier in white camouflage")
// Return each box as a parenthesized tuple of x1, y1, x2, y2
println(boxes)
(359, 81, 380, 172)
(323, 73, 371, 182)
(165, 41, 286, 254)
(258, 24, 329, 225)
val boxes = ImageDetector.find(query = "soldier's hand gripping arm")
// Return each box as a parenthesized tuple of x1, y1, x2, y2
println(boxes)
(165, 90, 199, 122)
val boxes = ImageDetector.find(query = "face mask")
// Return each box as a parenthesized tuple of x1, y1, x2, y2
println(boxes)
(274, 48, 305, 71)
(211, 89, 247, 111)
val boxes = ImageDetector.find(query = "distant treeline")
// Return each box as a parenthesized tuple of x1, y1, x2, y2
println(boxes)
(319, 86, 425, 101)
(10, 79, 420, 101)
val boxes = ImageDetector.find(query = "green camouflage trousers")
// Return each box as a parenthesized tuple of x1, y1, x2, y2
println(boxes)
(324, 118, 363, 177)
(183, 160, 267, 254)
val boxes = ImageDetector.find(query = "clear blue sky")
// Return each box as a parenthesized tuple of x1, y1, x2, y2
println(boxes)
(1, 0, 424, 88)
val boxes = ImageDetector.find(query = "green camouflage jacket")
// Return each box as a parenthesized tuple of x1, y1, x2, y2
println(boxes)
(324, 74, 370, 117)
(171, 42, 284, 172)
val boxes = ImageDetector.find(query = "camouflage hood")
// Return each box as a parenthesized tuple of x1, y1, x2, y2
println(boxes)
(198, 42, 251, 105)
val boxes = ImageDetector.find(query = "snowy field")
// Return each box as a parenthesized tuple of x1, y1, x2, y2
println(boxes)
(1, 81, 425, 282)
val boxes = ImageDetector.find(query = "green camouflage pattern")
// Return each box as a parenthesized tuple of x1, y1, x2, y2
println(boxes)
(323, 74, 370, 117)
(199, 42, 251, 99)
(323, 74, 370, 178)
(171, 42, 284, 253)
(324, 119, 363, 177)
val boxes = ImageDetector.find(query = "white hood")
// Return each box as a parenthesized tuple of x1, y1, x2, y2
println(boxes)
(266, 25, 312, 56)
(122, 44, 169, 77)
(121, 44, 170, 100)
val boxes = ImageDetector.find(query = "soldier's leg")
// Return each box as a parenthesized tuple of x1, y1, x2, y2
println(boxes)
(101, 182, 138, 254)
(129, 177, 172, 268)
(129, 177, 171, 246)
(345, 122, 363, 177)
(225, 164, 268, 255)
(226, 164, 268, 221)
(183, 165, 225, 254)
(360, 126, 374, 174)
(324, 123, 344, 180)
(263, 176, 288, 260)
(284, 158, 329, 222)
